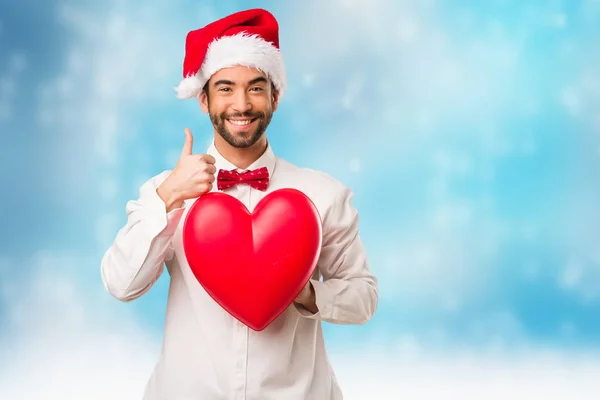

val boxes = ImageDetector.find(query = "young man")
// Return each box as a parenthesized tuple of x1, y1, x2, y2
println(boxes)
(100, 8, 378, 400)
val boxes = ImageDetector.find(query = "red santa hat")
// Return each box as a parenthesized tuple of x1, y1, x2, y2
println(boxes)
(175, 8, 286, 100)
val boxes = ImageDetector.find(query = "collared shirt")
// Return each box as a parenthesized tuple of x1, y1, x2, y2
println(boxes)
(100, 139, 378, 400)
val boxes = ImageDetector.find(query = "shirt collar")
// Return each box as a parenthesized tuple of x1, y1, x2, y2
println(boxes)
(206, 138, 276, 178)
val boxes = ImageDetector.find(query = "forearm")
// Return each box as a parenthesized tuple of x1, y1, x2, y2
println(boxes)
(306, 276, 377, 325)
(101, 221, 176, 301)
(293, 184, 378, 324)
(101, 171, 185, 301)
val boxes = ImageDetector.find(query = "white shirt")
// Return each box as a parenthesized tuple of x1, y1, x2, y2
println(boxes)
(100, 139, 378, 400)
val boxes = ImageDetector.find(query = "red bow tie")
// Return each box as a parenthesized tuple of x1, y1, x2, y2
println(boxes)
(217, 166, 270, 191)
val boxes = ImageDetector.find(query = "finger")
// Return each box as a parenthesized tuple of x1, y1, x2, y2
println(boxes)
(205, 163, 217, 175)
(201, 154, 216, 164)
(200, 182, 213, 193)
(181, 128, 194, 157)
(202, 172, 215, 184)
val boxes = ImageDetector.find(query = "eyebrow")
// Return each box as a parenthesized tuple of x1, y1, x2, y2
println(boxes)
(248, 76, 268, 86)
(213, 79, 235, 87)
(212, 76, 268, 87)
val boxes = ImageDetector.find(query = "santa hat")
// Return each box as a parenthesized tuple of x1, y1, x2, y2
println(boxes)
(174, 8, 286, 100)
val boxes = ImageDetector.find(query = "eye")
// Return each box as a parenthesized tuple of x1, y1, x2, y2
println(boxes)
(218, 87, 231, 92)
(250, 86, 264, 92)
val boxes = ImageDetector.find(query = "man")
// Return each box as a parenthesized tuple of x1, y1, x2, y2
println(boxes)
(100, 8, 377, 400)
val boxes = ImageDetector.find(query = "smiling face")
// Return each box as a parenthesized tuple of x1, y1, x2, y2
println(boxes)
(199, 65, 279, 149)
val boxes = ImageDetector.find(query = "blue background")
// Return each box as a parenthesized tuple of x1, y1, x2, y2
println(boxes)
(1, 0, 600, 398)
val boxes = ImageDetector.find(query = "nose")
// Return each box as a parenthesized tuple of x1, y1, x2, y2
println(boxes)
(231, 90, 252, 114)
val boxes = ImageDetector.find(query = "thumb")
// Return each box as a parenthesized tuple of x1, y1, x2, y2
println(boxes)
(181, 128, 194, 157)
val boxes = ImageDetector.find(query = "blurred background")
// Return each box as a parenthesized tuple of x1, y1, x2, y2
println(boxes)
(1, 0, 600, 398)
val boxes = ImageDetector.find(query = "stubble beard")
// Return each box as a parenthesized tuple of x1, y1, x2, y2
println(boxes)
(210, 109, 273, 149)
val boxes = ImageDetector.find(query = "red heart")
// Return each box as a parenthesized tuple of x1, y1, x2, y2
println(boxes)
(182, 188, 322, 331)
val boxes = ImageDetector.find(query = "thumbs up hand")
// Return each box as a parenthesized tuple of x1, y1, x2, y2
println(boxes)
(157, 128, 217, 211)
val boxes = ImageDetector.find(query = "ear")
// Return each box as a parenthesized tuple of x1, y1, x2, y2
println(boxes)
(198, 90, 209, 114)
(271, 87, 280, 112)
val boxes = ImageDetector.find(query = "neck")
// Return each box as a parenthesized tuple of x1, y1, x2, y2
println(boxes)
(213, 134, 268, 169)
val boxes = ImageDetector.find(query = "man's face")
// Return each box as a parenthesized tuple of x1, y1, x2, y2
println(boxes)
(199, 66, 279, 149)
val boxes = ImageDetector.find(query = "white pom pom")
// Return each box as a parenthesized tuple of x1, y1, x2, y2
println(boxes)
(174, 74, 205, 99)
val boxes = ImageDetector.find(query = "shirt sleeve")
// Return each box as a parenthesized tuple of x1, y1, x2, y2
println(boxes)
(100, 170, 186, 302)
(294, 185, 378, 325)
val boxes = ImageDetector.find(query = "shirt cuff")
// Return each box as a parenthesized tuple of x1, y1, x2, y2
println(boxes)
(148, 188, 186, 237)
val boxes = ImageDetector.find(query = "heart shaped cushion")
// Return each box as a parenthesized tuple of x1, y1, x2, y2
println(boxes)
(182, 188, 322, 331)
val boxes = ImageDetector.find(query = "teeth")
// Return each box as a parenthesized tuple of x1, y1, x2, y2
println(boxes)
(229, 119, 252, 126)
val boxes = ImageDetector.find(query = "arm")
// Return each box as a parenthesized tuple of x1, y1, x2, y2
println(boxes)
(294, 186, 378, 325)
(100, 170, 186, 302)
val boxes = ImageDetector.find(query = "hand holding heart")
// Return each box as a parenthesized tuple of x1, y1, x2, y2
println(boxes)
(294, 280, 317, 313)
(158, 128, 217, 211)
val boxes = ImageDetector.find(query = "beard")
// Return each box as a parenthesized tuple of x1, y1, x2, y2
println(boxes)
(210, 109, 273, 149)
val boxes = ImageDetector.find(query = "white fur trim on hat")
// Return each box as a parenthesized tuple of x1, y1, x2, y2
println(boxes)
(174, 33, 286, 100)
